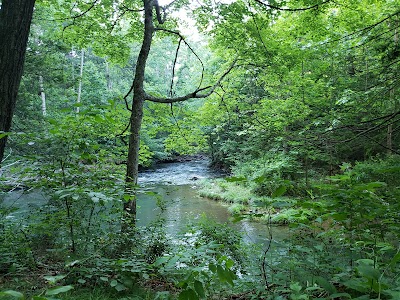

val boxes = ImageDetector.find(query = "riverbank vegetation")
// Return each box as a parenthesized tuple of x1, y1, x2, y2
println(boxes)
(1, 0, 400, 299)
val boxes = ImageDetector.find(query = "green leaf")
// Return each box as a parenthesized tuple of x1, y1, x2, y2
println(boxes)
(253, 175, 267, 183)
(315, 276, 337, 294)
(194, 280, 205, 298)
(343, 278, 369, 293)
(389, 252, 400, 268)
(179, 288, 198, 300)
(216, 265, 225, 282)
(272, 185, 287, 198)
(0, 290, 24, 299)
(330, 213, 348, 221)
(110, 279, 118, 287)
(165, 255, 180, 269)
(45, 285, 74, 296)
(290, 282, 303, 292)
(114, 283, 126, 292)
(225, 258, 234, 269)
(44, 275, 66, 284)
(0, 132, 11, 139)
(187, 288, 198, 300)
(357, 264, 380, 280)
(154, 256, 170, 266)
(209, 263, 216, 273)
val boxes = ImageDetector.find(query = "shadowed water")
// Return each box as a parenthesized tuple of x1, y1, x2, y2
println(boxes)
(137, 160, 288, 245)
(2, 160, 288, 246)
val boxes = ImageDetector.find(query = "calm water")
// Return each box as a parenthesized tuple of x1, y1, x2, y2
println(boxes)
(2, 160, 288, 245)
(137, 160, 288, 245)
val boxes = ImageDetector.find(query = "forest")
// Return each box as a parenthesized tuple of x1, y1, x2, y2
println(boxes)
(0, 0, 399, 299)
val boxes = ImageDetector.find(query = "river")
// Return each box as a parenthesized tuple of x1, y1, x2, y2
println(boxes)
(137, 159, 288, 245)
(2, 159, 287, 247)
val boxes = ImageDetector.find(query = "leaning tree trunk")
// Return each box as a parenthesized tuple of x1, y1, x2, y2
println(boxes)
(0, 0, 36, 165)
(124, 0, 154, 225)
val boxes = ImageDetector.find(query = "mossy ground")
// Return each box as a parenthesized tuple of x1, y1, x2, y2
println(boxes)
(197, 179, 313, 225)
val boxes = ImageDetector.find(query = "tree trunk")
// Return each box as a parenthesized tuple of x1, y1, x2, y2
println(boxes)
(124, 0, 155, 224)
(105, 59, 112, 90)
(0, 0, 36, 164)
(76, 49, 84, 113)
(39, 75, 46, 116)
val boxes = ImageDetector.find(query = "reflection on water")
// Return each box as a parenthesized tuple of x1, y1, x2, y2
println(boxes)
(137, 183, 288, 245)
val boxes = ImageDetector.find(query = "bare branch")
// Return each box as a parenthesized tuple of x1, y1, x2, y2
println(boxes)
(120, 4, 144, 13)
(123, 84, 134, 112)
(323, 10, 400, 45)
(145, 59, 237, 103)
(253, 0, 331, 11)
(361, 134, 400, 155)
(154, 0, 167, 24)
(334, 111, 400, 143)
(170, 38, 183, 97)
(155, 28, 206, 90)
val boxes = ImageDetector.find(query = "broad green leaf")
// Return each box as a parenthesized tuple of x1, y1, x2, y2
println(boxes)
(114, 283, 126, 292)
(290, 282, 302, 292)
(216, 265, 225, 282)
(315, 276, 337, 294)
(165, 255, 180, 269)
(343, 278, 369, 293)
(45, 285, 73, 296)
(110, 279, 118, 287)
(253, 175, 267, 183)
(225, 258, 234, 269)
(194, 280, 205, 298)
(44, 275, 66, 284)
(272, 185, 287, 198)
(0, 132, 11, 139)
(154, 256, 170, 266)
(179, 288, 198, 300)
(330, 213, 348, 221)
(209, 263, 216, 273)
(389, 252, 400, 268)
(0, 290, 24, 299)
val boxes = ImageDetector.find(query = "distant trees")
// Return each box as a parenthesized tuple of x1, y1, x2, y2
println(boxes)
(197, 0, 400, 175)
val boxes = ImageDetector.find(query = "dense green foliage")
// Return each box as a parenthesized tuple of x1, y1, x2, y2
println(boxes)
(1, 0, 399, 299)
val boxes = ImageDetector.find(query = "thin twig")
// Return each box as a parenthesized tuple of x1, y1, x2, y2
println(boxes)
(253, 0, 331, 11)
(170, 38, 183, 97)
